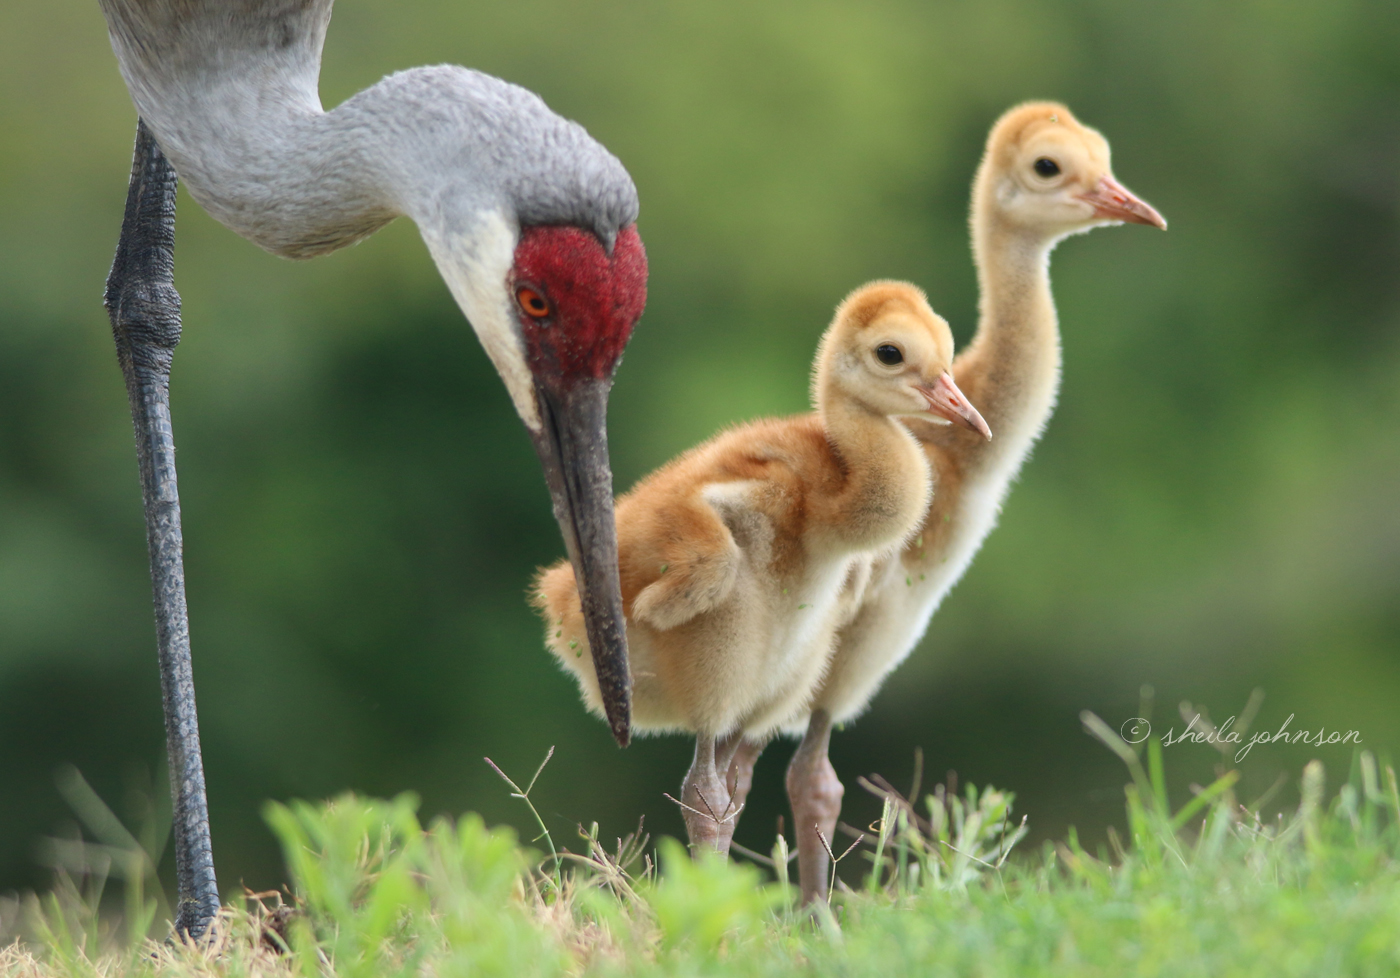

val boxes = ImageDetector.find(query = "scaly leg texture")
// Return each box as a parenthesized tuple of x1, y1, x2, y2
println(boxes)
(717, 733, 765, 819)
(786, 709, 844, 904)
(681, 735, 743, 855)
(104, 121, 219, 938)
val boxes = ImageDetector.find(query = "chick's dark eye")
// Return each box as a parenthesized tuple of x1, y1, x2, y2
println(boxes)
(1033, 157, 1060, 178)
(876, 344, 903, 366)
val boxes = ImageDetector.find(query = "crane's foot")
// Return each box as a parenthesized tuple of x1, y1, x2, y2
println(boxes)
(786, 710, 844, 905)
(678, 734, 743, 856)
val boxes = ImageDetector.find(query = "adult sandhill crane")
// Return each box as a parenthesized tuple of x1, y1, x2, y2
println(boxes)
(785, 103, 1166, 902)
(98, 0, 647, 935)
(535, 282, 990, 857)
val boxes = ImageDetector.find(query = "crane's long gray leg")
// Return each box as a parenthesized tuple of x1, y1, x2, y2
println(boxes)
(786, 709, 844, 904)
(104, 121, 219, 939)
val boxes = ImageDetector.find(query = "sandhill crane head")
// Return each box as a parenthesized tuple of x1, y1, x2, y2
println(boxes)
(427, 204, 648, 749)
(365, 71, 653, 748)
(979, 102, 1167, 237)
(506, 222, 648, 749)
(815, 282, 991, 439)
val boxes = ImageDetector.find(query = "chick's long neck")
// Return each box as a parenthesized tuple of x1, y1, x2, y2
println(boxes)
(928, 202, 1061, 483)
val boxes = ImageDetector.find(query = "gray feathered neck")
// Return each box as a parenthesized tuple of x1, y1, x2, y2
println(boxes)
(99, 0, 639, 258)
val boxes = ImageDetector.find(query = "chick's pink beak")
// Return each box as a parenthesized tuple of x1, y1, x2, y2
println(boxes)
(920, 372, 992, 440)
(1076, 175, 1167, 229)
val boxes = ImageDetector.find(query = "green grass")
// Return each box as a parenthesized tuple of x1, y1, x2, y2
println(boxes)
(4, 722, 1400, 977)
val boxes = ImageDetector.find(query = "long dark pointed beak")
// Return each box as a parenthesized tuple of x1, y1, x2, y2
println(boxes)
(1076, 175, 1168, 230)
(529, 376, 631, 746)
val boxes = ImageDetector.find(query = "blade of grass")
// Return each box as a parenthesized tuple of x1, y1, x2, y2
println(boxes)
(1081, 711, 1155, 804)
(1147, 737, 1168, 819)
(484, 751, 562, 896)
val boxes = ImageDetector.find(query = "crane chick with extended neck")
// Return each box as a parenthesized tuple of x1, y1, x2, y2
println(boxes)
(785, 103, 1166, 903)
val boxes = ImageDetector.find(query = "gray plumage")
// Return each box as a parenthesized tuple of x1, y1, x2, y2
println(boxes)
(95, 0, 647, 937)
(99, 0, 638, 258)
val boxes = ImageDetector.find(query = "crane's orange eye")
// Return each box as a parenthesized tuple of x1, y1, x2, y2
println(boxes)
(516, 286, 551, 319)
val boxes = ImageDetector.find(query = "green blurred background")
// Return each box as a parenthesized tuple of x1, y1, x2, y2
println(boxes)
(1, 0, 1397, 897)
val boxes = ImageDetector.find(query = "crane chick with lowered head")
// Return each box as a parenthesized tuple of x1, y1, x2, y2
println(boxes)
(98, 0, 646, 936)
